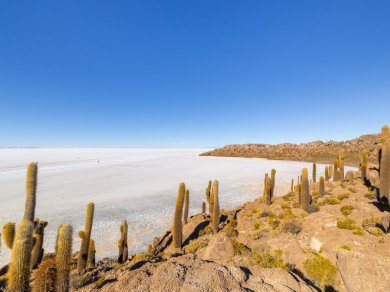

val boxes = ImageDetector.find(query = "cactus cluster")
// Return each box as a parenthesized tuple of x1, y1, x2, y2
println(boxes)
(118, 220, 128, 263)
(77, 202, 95, 273)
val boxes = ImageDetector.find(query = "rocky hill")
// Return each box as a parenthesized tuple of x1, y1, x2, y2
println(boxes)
(200, 134, 380, 166)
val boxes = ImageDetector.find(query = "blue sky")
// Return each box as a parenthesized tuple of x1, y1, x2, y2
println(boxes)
(1, 1, 389, 147)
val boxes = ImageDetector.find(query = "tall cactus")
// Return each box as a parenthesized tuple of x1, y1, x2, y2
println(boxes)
(329, 165, 334, 178)
(212, 180, 220, 233)
(118, 220, 128, 263)
(361, 162, 367, 180)
(172, 183, 185, 249)
(2, 222, 15, 249)
(77, 202, 94, 273)
(312, 162, 317, 183)
(361, 149, 367, 165)
(333, 159, 339, 182)
(183, 189, 190, 224)
(8, 219, 34, 292)
(319, 176, 325, 197)
(265, 176, 272, 205)
(201, 202, 206, 214)
(339, 153, 345, 181)
(31, 220, 48, 269)
(325, 166, 330, 181)
(87, 239, 95, 268)
(263, 173, 269, 199)
(24, 162, 38, 222)
(291, 179, 294, 192)
(56, 224, 73, 292)
(205, 181, 214, 214)
(270, 169, 276, 198)
(379, 125, 390, 204)
(300, 168, 310, 212)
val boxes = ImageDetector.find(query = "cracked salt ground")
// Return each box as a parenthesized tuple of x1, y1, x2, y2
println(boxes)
(0, 148, 355, 266)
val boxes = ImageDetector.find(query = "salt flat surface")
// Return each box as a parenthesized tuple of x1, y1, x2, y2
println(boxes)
(0, 148, 355, 265)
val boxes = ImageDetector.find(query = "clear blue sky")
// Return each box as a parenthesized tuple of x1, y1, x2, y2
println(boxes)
(1, 1, 389, 147)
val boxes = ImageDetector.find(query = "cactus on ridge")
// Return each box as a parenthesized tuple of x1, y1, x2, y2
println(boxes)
(300, 168, 310, 212)
(31, 219, 48, 269)
(118, 220, 128, 263)
(8, 219, 34, 292)
(205, 181, 213, 214)
(24, 162, 38, 222)
(77, 202, 94, 273)
(338, 154, 345, 181)
(265, 176, 272, 205)
(87, 239, 96, 268)
(312, 162, 317, 183)
(361, 162, 367, 180)
(2, 222, 16, 249)
(56, 224, 73, 292)
(333, 159, 339, 181)
(329, 165, 334, 178)
(379, 125, 390, 204)
(212, 180, 220, 233)
(270, 169, 276, 198)
(172, 183, 185, 249)
(319, 176, 325, 197)
(263, 173, 269, 199)
(325, 166, 330, 181)
(183, 189, 190, 224)
(291, 179, 294, 192)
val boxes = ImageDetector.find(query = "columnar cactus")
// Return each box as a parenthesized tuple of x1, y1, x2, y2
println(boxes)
(31, 220, 48, 269)
(300, 168, 310, 212)
(312, 162, 317, 183)
(24, 162, 38, 222)
(118, 220, 128, 263)
(77, 202, 94, 273)
(329, 165, 334, 178)
(263, 173, 268, 199)
(325, 166, 330, 181)
(319, 176, 325, 197)
(212, 180, 220, 233)
(87, 239, 95, 268)
(361, 149, 367, 165)
(361, 162, 367, 180)
(8, 219, 34, 292)
(339, 154, 345, 181)
(183, 189, 190, 224)
(205, 181, 213, 214)
(56, 224, 73, 292)
(2, 222, 15, 249)
(298, 183, 301, 204)
(291, 179, 294, 192)
(32, 258, 57, 292)
(270, 169, 276, 198)
(172, 183, 185, 249)
(333, 159, 339, 181)
(201, 202, 206, 214)
(265, 176, 272, 205)
(379, 125, 390, 204)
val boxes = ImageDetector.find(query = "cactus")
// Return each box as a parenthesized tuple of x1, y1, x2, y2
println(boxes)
(325, 166, 329, 181)
(2, 222, 15, 249)
(361, 149, 367, 165)
(379, 125, 390, 204)
(118, 220, 128, 263)
(31, 220, 48, 269)
(319, 176, 325, 197)
(361, 162, 367, 180)
(24, 162, 38, 222)
(339, 154, 345, 181)
(212, 180, 220, 233)
(263, 173, 269, 199)
(291, 179, 294, 192)
(270, 169, 276, 198)
(205, 181, 213, 214)
(183, 189, 190, 224)
(333, 159, 339, 181)
(8, 219, 34, 292)
(201, 202, 206, 214)
(329, 165, 334, 178)
(87, 239, 95, 268)
(312, 162, 317, 183)
(265, 176, 272, 205)
(298, 183, 301, 205)
(77, 202, 94, 273)
(300, 168, 310, 212)
(32, 258, 57, 292)
(347, 171, 354, 184)
(172, 183, 185, 249)
(56, 224, 73, 292)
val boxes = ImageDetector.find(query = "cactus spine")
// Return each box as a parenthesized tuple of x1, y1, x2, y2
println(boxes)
(172, 183, 185, 249)
(118, 220, 128, 263)
(31, 220, 48, 269)
(2, 222, 16, 249)
(8, 219, 34, 292)
(24, 162, 38, 222)
(77, 202, 94, 273)
(201, 202, 206, 214)
(270, 169, 276, 198)
(183, 189, 189, 224)
(312, 162, 316, 183)
(319, 176, 325, 197)
(300, 168, 310, 212)
(212, 180, 220, 233)
(87, 239, 95, 268)
(56, 224, 73, 292)
(379, 125, 390, 204)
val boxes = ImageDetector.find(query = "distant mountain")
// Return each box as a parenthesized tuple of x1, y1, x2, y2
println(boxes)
(200, 134, 380, 166)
